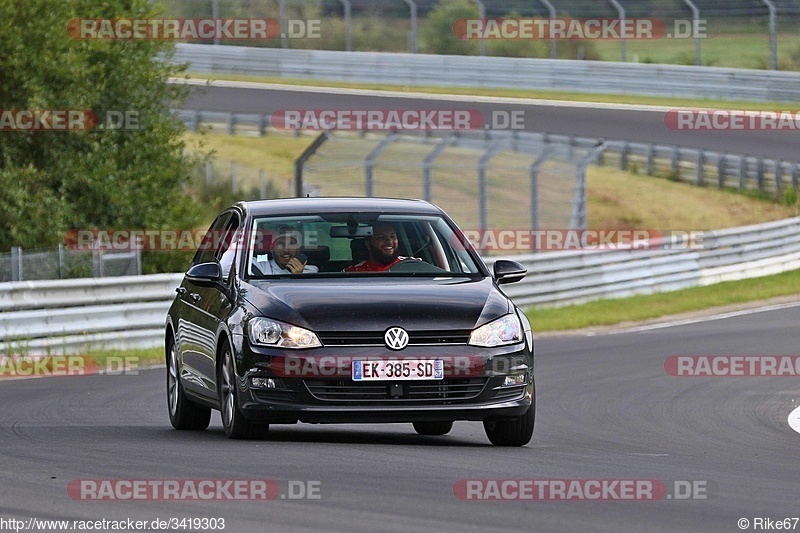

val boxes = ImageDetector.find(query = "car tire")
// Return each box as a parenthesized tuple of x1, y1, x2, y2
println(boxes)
(218, 344, 269, 440)
(412, 421, 453, 436)
(167, 335, 211, 430)
(483, 394, 535, 447)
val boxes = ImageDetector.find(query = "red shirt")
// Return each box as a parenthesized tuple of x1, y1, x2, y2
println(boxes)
(344, 256, 404, 272)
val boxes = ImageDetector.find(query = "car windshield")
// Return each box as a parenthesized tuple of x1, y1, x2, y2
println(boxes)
(244, 213, 483, 278)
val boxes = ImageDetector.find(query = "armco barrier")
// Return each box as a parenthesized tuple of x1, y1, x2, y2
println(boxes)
(173, 43, 800, 102)
(2, 217, 800, 352)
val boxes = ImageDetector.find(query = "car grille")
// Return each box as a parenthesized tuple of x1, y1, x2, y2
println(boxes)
(304, 378, 487, 402)
(317, 330, 470, 346)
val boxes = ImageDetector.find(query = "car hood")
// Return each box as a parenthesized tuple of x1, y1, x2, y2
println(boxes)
(240, 277, 510, 332)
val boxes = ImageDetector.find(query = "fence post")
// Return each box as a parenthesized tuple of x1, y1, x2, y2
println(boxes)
(682, 0, 701, 66)
(739, 156, 747, 190)
(258, 114, 267, 136)
(211, 0, 220, 46)
(135, 248, 142, 276)
(792, 163, 798, 189)
(364, 133, 398, 197)
(717, 154, 725, 188)
(337, 0, 352, 52)
(227, 113, 235, 135)
(646, 143, 655, 175)
(295, 132, 330, 198)
(260, 169, 267, 199)
(57, 243, 64, 279)
(620, 140, 629, 170)
(695, 151, 704, 186)
(539, 0, 557, 58)
(11, 247, 22, 282)
(775, 160, 783, 195)
(671, 146, 679, 179)
(478, 145, 504, 233)
(472, 1, 486, 56)
(756, 157, 764, 191)
(279, 0, 288, 49)
(608, 0, 626, 62)
(422, 134, 456, 202)
(761, 0, 777, 70)
(572, 142, 607, 230)
(402, 0, 418, 53)
(529, 148, 552, 234)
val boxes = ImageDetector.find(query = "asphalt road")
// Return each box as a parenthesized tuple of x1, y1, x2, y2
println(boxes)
(183, 83, 800, 161)
(2, 304, 798, 533)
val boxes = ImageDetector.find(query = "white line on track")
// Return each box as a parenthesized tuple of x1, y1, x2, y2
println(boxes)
(605, 300, 800, 335)
(173, 77, 686, 113)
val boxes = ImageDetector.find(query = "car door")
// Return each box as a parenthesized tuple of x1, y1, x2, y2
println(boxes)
(177, 212, 231, 398)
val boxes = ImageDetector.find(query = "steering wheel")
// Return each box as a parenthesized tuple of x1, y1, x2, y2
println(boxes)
(387, 258, 449, 274)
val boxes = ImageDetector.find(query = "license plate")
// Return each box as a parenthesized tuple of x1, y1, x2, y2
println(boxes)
(352, 359, 444, 381)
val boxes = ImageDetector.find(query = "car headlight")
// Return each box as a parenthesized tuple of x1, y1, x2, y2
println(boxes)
(248, 318, 321, 349)
(468, 314, 522, 347)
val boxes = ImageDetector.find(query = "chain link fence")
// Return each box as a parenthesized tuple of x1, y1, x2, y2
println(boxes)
(159, 0, 800, 69)
(0, 246, 141, 282)
(297, 130, 596, 236)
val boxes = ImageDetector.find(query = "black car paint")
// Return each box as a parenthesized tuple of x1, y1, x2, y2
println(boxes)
(166, 198, 533, 430)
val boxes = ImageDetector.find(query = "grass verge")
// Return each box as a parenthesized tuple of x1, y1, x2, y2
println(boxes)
(526, 268, 800, 332)
(87, 347, 163, 370)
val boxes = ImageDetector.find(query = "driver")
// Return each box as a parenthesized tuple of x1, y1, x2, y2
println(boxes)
(344, 222, 418, 272)
(253, 224, 318, 275)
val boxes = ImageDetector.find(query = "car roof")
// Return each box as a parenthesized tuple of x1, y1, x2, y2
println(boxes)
(238, 197, 446, 217)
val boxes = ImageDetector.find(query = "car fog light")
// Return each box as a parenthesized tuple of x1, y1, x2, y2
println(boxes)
(251, 377, 277, 389)
(503, 373, 527, 386)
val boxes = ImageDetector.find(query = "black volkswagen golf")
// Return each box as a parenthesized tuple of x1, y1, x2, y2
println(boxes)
(165, 197, 535, 445)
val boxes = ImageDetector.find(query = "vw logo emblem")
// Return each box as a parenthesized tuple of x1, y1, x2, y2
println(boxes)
(384, 327, 409, 350)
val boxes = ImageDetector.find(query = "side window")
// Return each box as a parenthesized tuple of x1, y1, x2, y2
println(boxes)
(217, 216, 241, 282)
(192, 213, 232, 266)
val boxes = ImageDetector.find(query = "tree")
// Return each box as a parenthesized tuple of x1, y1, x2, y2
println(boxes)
(0, 0, 202, 272)
(420, 0, 480, 56)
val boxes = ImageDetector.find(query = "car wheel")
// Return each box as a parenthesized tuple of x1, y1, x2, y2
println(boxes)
(167, 335, 211, 430)
(483, 394, 535, 447)
(413, 421, 453, 436)
(218, 344, 269, 440)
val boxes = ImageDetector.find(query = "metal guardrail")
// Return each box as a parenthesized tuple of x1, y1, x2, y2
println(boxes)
(173, 43, 800, 102)
(2, 217, 800, 352)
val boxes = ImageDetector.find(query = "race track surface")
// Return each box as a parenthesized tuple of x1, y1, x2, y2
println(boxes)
(2, 304, 798, 532)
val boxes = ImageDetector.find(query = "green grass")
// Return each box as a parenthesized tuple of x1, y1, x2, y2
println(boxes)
(86, 347, 163, 369)
(185, 73, 798, 110)
(184, 131, 797, 232)
(591, 33, 800, 71)
(526, 268, 800, 332)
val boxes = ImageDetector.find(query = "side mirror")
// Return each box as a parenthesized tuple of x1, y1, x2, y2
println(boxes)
(493, 259, 526, 285)
(186, 261, 222, 284)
